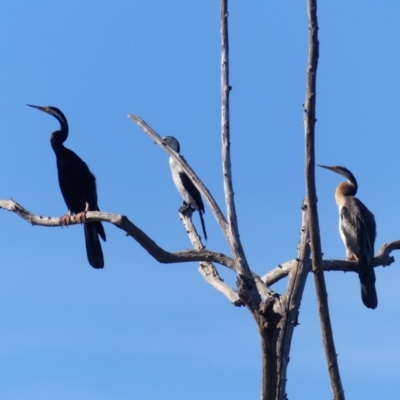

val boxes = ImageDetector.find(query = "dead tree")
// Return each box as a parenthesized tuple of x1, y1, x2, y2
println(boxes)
(1, 1, 399, 399)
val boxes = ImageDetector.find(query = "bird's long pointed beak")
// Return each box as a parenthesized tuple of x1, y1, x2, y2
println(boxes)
(27, 104, 48, 113)
(317, 164, 334, 171)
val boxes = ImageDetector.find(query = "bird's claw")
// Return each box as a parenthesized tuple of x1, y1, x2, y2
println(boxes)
(75, 211, 86, 224)
(60, 214, 72, 227)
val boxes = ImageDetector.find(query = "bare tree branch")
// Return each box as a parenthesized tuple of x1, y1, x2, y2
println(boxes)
(220, 0, 252, 280)
(127, 115, 248, 304)
(128, 115, 252, 300)
(128, 111, 262, 305)
(275, 201, 311, 399)
(323, 242, 399, 270)
(0, 199, 235, 270)
(178, 208, 242, 305)
(128, 115, 228, 234)
(255, 201, 311, 400)
(199, 262, 242, 305)
(262, 261, 295, 286)
(374, 240, 400, 265)
(252, 273, 275, 300)
(262, 240, 399, 286)
(304, 1, 344, 397)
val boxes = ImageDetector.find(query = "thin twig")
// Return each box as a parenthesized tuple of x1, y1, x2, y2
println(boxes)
(304, 1, 344, 398)
(0, 199, 235, 270)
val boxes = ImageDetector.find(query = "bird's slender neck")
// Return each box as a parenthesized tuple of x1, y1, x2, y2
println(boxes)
(50, 119, 68, 153)
(335, 180, 357, 205)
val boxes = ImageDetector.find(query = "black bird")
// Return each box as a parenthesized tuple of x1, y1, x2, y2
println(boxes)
(28, 105, 106, 268)
(319, 165, 377, 309)
(162, 136, 207, 240)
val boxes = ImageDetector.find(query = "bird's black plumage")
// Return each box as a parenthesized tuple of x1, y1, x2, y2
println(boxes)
(178, 171, 207, 240)
(28, 105, 106, 268)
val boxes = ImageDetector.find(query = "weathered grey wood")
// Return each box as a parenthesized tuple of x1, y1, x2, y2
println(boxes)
(178, 208, 242, 305)
(303, 0, 345, 398)
(263, 245, 398, 286)
(0, 199, 235, 270)
(128, 115, 229, 234)
(0, 2, 396, 399)
(275, 202, 311, 399)
(199, 263, 242, 306)
(220, 0, 253, 282)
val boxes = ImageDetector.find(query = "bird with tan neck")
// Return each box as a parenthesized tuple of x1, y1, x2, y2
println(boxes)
(319, 165, 377, 309)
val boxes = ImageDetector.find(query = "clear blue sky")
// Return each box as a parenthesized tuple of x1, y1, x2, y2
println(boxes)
(0, 1, 399, 399)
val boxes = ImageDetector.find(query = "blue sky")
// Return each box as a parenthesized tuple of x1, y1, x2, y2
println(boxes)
(0, 1, 399, 399)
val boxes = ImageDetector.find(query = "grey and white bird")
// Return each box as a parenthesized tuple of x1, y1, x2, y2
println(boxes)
(319, 165, 377, 309)
(163, 136, 207, 240)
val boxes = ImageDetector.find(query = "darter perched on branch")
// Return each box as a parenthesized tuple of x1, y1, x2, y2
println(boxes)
(163, 136, 207, 241)
(319, 165, 377, 309)
(28, 105, 106, 269)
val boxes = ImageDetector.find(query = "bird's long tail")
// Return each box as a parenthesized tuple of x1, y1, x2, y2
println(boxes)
(359, 263, 377, 309)
(84, 222, 105, 269)
(198, 210, 207, 241)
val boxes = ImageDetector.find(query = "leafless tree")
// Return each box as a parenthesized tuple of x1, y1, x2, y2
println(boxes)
(1, 1, 399, 399)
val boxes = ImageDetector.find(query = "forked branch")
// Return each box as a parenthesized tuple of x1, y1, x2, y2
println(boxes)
(274, 201, 312, 398)
(127, 115, 248, 305)
(179, 209, 242, 305)
(0, 199, 235, 270)
(128, 115, 228, 233)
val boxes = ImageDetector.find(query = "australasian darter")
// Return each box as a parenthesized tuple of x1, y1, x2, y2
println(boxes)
(28, 105, 106, 269)
(162, 136, 207, 240)
(319, 165, 377, 309)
